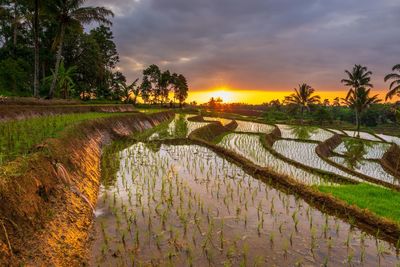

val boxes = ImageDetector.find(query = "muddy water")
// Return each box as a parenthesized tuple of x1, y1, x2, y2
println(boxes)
(91, 142, 399, 266)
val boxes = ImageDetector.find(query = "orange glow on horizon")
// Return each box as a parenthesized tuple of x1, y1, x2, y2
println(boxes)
(186, 89, 398, 104)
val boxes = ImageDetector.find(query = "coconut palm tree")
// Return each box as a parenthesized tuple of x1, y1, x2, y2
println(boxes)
(341, 65, 373, 91)
(285, 83, 320, 123)
(341, 87, 381, 132)
(341, 65, 379, 132)
(47, 0, 113, 99)
(33, 0, 40, 98)
(384, 64, 400, 101)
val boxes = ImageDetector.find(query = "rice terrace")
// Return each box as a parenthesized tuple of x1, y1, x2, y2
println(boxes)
(1, 0, 400, 266)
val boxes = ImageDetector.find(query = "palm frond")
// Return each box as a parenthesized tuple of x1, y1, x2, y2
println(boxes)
(72, 6, 114, 25)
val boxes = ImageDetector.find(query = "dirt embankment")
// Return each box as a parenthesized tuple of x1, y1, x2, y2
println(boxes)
(186, 114, 204, 122)
(381, 144, 400, 178)
(189, 120, 238, 142)
(264, 126, 282, 146)
(0, 104, 138, 122)
(180, 133, 400, 244)
(315, 134, 342, 158)
(0, 111, 174, 266)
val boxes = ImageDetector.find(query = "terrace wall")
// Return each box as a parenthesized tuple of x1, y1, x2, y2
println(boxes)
(382, 144, 400, 178)
(0, 111, 174, 265)
(0, 104, 137, 122)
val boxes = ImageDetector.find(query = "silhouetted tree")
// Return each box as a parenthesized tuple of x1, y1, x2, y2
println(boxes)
(284, 83, 320, 123)
(46, 0, 113, 98)
(341, 65, 380, 132)
(384, 64, 400, 101)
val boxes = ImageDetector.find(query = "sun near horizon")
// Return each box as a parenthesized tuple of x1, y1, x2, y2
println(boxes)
(187, 88, 398, 104)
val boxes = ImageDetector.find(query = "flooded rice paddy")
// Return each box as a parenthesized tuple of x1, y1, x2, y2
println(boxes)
(217, 133, 335, 185)
(273, 140, 361, 182)
(343, 131, 381, 142)
(149, 114, 209, 140)
(235, 121, 275, 134)
(330, 156, 399, 186)
(203, 117, 232, 126)
(333, 139, 391, 160)
(91, 116, 400, 266)
(91, 142, 399, 266)
(276, 124, 334, 142)
(377, 134, 400, 146)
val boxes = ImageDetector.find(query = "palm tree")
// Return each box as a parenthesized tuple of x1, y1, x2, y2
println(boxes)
(285, 83, 320, 123)
(341, 65, 373, 91)
(384, 64, 400, 101)
(341, 87, 381, 132)
(341, 65, 380, 132)
(332, 97, 341, 107)
(33, 0, 40, 98)
(47, 0, 113, 99)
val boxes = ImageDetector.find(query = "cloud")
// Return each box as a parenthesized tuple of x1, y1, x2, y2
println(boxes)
(88, 0, 400, 92)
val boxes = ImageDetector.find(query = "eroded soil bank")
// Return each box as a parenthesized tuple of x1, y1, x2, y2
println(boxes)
(0, 111, 174, 266)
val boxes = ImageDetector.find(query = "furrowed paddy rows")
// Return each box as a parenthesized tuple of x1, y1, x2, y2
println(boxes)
(92, 114, 400, 266)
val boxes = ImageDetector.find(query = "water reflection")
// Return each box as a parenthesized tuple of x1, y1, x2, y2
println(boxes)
(341, 139, 373, 170)
(288, 125, 318, 140)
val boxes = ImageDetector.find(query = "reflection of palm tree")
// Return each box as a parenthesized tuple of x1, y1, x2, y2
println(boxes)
(341, 139, 372, 169)
(145, 142, 161, 153)
(174, 114, 188, 138)
(288, 125, 318, 139)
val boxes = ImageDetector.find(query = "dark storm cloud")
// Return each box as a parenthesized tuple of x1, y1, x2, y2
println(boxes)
(88, 0, 400, 91)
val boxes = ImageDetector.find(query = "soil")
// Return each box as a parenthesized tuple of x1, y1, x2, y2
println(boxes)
(0, 104, 138, 122)
(0, 111, 174, 266)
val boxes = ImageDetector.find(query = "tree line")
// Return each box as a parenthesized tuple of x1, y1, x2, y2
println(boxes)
(0, 0, 189, 105)
(281, 64, 399, 130)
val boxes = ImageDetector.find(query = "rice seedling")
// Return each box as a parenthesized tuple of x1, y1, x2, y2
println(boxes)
(0, 112, 124, 165)
(277, 124, 334, 141)
(334, 138, 391, 159)
(330, 156, 399, 185)
(273, 139, 361, 181)
(343, 130, 381, 141)
(89, 141, 400, 266)
(235, 120, 275, 133)
(218, 133, 336, 185)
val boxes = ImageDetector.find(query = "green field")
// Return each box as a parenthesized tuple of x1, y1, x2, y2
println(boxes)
(0, 112, 126, 165)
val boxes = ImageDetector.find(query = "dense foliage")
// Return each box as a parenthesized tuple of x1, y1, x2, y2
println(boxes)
(0, 1, 189, 105)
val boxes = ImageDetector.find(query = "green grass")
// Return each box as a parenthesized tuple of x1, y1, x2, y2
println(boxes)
(0, 112, 126, 165)
(318, 183, 400, 223)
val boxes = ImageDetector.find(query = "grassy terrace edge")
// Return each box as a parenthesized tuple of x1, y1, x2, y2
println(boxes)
(318, 183, 400, 224)
(0, 111, 175, 265)
(0, 112, 132, 166)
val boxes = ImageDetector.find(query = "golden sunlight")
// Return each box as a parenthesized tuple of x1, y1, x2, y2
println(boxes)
(186, 89, 395, 104)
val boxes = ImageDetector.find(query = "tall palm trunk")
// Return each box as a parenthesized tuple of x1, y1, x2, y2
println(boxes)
(33, 0, 39, 98)
(48, 23, 65, 99)
(12, 2, 17, 49)
(355, 109, 360, 134)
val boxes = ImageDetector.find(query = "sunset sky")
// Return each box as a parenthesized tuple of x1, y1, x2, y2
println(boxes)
(90, 0, 400, 103)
